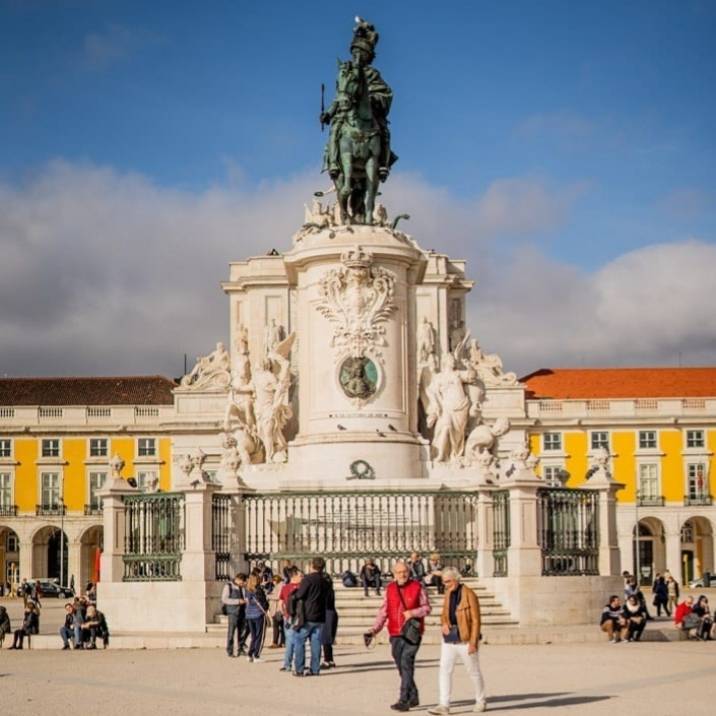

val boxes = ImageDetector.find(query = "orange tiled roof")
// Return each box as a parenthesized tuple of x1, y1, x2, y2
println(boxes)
(0, 376, 177, 406)
(520, 367, 716, 400)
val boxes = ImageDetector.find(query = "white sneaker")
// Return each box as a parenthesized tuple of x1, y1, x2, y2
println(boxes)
(474, 702, 487, 713)
(427, 707, 450, 715)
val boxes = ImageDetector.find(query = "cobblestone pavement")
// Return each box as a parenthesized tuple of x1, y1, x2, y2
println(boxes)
(2, 640, 715, 715)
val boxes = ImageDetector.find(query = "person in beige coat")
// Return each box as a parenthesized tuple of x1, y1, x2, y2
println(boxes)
(428, 567, 486, 714)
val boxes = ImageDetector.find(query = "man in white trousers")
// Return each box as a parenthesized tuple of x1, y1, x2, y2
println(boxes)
(428, 567, 486, 714)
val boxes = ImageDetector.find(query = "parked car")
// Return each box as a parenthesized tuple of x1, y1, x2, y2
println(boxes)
(689, 574, 715, 589)
(19, 578, 74, 599)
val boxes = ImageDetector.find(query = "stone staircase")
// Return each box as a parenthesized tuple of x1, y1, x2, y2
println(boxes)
(206, 578, 518, 645)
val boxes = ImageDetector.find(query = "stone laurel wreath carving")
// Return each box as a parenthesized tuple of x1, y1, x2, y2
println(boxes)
(316, 246, 397, 359)
(347, 459, 376, 480)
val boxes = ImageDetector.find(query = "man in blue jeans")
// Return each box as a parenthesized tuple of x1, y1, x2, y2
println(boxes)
(292, 557, 334, 676)
(280, 567, 303, 672)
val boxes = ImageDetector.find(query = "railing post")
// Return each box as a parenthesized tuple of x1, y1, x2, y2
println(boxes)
(476, 489, 495, 578)
(98, 455, 136, 583)
(503, 455, 543, 578)
(581, 449, 625, 577)
(182, 480, 222, 582)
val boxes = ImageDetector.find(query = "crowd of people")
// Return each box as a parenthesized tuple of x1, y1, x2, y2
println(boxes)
(600, 569, 715, 643)
(222, 554, 485, 713)
(0, 580, 109, 650)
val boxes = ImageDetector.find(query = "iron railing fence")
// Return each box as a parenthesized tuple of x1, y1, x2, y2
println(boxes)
(122, 492, 185, 581)
(538, 488, 599, 576)
(492, 490, 510, 577)
(222, 490, 480, 577)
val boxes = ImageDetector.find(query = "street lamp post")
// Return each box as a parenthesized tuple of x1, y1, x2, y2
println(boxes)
(634, 488, 641, 585)
(59, 477, 65, 587)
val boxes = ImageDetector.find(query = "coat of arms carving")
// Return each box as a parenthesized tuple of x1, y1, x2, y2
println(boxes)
(316, 246, 396, 359)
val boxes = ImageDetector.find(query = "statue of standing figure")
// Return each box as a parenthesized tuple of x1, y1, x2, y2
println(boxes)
(320, 18, 397, 224)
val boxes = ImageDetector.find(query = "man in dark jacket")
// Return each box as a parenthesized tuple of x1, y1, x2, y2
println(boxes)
(293, 557, 335, 676)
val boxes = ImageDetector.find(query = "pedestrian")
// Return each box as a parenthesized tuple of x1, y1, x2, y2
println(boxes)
(245, 572, 269, 662)
(692, 595, 714, 640)
(72, 596, 86, 648)
(85, 581, 97, 603)
(426, 553, 445, 594)
(651, 573, 669, 617)
(407, 552, 426, 582)
(428, 566, 486, 714)
(666, 573, 680, 614)
(622, 595, 647, 642)
(360, 558, 381, 597)
(321, 570, 338, 670)
(368, 560, 431, 712)
(674, 596, 698, 638)
(81, 605, 109, 649)
(0, 605, 11, 646)
(292, 557, 334, 677)
(59, 602, 75, 650)
(8, 602, 39, 649)
(279, 566, 303, 673)
(268, 575, 285, 648)
(221, 573, 248, 658)
(600, 595, 626, 642)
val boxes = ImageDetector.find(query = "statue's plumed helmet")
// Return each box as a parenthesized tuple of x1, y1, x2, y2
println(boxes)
(351, 17, 378, 59)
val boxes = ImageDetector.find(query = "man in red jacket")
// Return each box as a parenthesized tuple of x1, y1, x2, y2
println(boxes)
(369, 561, 431, 712)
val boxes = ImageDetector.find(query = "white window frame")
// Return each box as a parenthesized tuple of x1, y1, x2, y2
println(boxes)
(685, 461, 709, 500)
(88, 470, 107, 509)
(637, 430, 658, 451)
(589, 430, 610, 452)
(542, 432, 562, 452)
(0, 471, 13, 509)
(685, 429, 705, 449)
(6, 532, 19, 553)
(0, 438, 12, 459)
(88, 437, 109, 458)
(39, 471, 62, 509)
(136, 469, 158, 491)
(541, 462, 566, 487)
(40, 438, 61, 459)
(636, 461, 661, 502)
(137, 437, 157, 458)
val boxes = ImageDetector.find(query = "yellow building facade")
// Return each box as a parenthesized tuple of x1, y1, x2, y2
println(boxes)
(523, 367, 716, 587)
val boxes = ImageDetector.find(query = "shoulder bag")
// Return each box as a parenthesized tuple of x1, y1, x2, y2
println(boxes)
(397, 584, 422, 645)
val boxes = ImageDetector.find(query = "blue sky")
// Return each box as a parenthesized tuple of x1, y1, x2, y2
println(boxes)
(1, 1, 715, 375)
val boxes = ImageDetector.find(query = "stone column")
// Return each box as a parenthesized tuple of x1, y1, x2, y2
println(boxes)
(67, 538, 82, 589)
(19, 538, 33, 581)
(181, 482, 222, 582)
(665, 529, 682, 579)
(476, 489, 495, 578)
(582, 474, 625, 577)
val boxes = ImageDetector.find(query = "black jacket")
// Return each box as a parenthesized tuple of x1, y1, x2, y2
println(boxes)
(295, 571, 334, 624)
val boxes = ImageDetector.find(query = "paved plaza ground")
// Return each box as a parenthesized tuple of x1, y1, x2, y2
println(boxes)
(2, 640, 714, 715)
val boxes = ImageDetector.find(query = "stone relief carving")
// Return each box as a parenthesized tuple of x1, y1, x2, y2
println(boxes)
(418, 317, 437, 369)
(464, 417, 511, 465)
(467, 339, 518, 387)
(217, 432, 247, 486)
(253, 333, 296, 463)
(503, 443, 540, 481)
(449, 320, 466, 352)
(180, 342, 231, 390)
(263, 319, 284, 357)
(423, 353, 477, 462)
(587, 446, 613, 483)
(339, 356, 378, 400)
(316, 246, 397, 360)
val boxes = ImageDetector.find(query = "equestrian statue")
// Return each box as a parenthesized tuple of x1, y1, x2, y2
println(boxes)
(320, 18, 398, 224)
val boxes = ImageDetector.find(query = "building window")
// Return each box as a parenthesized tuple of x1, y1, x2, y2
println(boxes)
(686, 430, 705, 449)
(543, 465, 564, 487)
(41, 438, 60, 458)
(137, 438, 156, 457)
(543, 433, 562, 451)
(136, 470, 157, 490)
(687, 463, 708, 499)
(0, 439, 11, 458)
(89, 438, 108, 457)
(41, 472, 61, 508)
(0, 473, 12, 508)
(638, 430, 657, 450)
(590, 431, 609, 451)
(638, 463, 659, 500)
(6, 532, 18, 552)
(89, 471, 106, 509)
(681, 521, 694, 543)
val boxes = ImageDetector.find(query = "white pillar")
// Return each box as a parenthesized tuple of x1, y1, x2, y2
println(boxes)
(476, 490, 494, 578)
(67, 539, 82, 590)
(19, 539, 33, 581)
(181, 482, 221, 582)
(665, 530, 682, 580)
(583, 476, 625, 577)
(98, 480, 135, 583)
(504, 476, 542, 578)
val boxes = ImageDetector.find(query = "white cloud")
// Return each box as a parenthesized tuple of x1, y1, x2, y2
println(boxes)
(1, 161, 712, 378)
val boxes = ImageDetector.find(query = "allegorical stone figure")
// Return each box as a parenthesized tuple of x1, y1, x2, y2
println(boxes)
(418, 317, 437, 367)
(320, 18, 398, 223)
